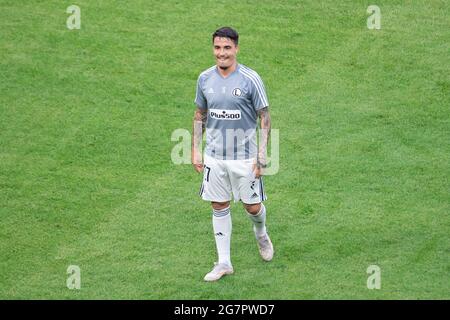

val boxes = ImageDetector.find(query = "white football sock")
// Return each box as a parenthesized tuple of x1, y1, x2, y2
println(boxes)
(247, 203, 267, 237)
(212, 207, 232, 266)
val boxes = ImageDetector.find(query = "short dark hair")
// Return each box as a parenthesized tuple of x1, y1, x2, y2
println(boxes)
(212, 27, 239, 46)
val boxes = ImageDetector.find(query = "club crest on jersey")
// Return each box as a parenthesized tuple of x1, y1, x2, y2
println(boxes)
(232, 88, 242, 97)
(209, 109, 241, 120)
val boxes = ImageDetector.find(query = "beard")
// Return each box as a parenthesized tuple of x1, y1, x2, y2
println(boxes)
(217, 57, 233, 70)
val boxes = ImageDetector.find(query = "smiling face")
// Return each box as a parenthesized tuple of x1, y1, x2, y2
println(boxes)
(213, 37, 239, 70)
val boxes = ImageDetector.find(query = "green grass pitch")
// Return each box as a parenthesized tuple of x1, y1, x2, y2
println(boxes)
(0, 0, 449, 299)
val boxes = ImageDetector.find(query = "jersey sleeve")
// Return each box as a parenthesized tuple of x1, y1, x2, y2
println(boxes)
(194, 75, 207, 109)
(249, 73, 269, 111)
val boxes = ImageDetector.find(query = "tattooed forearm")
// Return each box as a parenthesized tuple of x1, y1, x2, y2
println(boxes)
(192, 107, 207, 164)
(194, 107, 207, 130)
(257, 107, 271, 167)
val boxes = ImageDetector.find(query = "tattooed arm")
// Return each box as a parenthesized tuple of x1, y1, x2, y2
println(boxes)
(192, 107, 207, 173)
(254, 106, 271, 178)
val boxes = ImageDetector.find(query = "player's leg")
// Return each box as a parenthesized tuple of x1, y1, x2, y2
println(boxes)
(211, 200, 232, 268)
(200, 155, 234, 281)
(226, 159, 274, 261)
(243, 201, 274, 261)
(244, 202, 265, 234)
(204, 200, 234, 282)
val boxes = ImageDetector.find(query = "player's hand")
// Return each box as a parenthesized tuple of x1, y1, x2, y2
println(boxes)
(252, 163, 264, 179)
(192, 150, 203, 173)
(193, 163, 204, 173)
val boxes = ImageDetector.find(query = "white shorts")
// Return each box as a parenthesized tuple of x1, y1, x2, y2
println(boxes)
(199, 154, 267, 204)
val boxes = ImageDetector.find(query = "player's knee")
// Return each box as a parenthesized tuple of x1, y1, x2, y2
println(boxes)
(211, 201, 230, 211)
(244, 203, 261, 215)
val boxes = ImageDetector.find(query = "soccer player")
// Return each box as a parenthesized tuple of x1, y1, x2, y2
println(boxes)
(192, 27, 274, 281)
